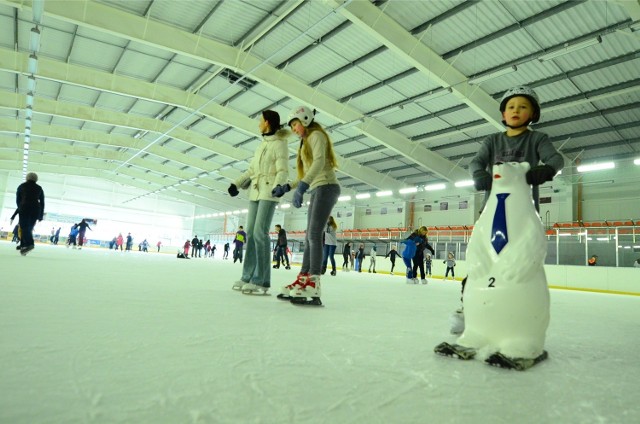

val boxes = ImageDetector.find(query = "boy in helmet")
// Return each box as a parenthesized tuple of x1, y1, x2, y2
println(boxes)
(468, 85, 564, 211)
(16, 172, 45, 255)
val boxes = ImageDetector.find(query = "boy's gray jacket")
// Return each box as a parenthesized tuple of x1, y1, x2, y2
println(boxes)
(234, 129, 291, 201)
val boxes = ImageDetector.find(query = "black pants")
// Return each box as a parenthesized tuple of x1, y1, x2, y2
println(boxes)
(276, 245, 289, 266)
(18, 211, 38, 248)
(412, 254, 425, 279)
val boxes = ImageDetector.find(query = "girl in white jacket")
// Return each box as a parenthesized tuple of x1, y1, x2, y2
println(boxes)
(229, 110, 291, 294)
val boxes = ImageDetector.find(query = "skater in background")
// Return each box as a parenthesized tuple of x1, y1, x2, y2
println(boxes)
(444, 252, 456, 280)
(425, 254, 433, 277)
(342, 241, 351, 272)
(157, 240, 162, 252)
(67, 223, 79, 248)
(232, 226, 247, 264)
(368, 245, 377, 273)
(356, 243, 365, 272)
(53, 227, 61, 245)
(126, 233, 133, 251)
(469, 85, 564, 211)
(10, 209, 20, 245)
(223, 242, 230, 259)
(15, 172, 45, 255)
(321, 216, 338, 276)
(401, 226, 428, 284)
(385, 245, 398, 275)
(183, 240, 190, 256)
(634, 258, 640, 268)
(76, 219, 92, 250)
(191, 235, 199, 257)
(588, 254, 598, 266)
(273, 224, 290, 269)
(350, 249, 355, 270)
(229, 110, 290, 294)
(116, 233, 124, 251)
(277, 106, 340, 305)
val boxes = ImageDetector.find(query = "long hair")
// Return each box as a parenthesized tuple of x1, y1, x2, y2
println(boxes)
(296, 122, 338, 180)
(327, 216, 338, 230)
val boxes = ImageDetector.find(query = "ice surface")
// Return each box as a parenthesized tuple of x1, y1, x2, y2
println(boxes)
(1, 241, 638, 424)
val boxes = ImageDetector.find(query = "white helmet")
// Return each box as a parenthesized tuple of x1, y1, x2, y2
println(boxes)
(287, 106, 315, 127)
(499, 86, 541, 124)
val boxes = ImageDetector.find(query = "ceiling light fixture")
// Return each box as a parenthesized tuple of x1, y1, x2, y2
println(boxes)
(399, 187, 418, 194)
(633, 158, 640, 165)
(538, 36, 602, 62)
(577, 162, 614, 173)
(338, 195, 352, 202)
(355, 193, 371, 199)
(468, 65, 517, 85)
(375, 190, 392, 197)
(424, 183, 446, 191)
(454, 180, 474, 188)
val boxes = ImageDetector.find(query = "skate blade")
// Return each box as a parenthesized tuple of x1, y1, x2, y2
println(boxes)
(242, 290, 270, 296)
(290, 297, 323, 307)
(276, 294, 292, 301)
(434, 342, 476, 360)
(485, 350, 548, 371)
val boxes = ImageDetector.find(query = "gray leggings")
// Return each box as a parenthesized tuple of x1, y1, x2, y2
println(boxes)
(301, 184, 341, 275)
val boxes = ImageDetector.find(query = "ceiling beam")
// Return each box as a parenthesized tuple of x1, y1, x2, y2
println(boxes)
(0, 0, 466, 183)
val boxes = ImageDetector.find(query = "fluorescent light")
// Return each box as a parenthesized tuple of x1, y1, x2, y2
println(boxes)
(596, 237, 608, 241)
(355, 193, 371, 199)
(375, 190, 392, 197)
(454, 180, 474, 188)
(370, 105, 403, 118)
(558, 233, 572, 237)
(634, 158, 640, 165)
(468, 65, 517, 85)
(241, 209, 248, 214)
(577, 162, 614, 173)
(399, 187, 417, 194)
(416, 87, 453, 104)
(280, 203, 290, 209)
(424, 183, 446, 191)
(338, 196, 351, 202)
(538, 36, 602, 62)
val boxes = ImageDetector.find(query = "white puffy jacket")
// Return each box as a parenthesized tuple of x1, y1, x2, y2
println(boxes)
(234, 128, 291, 202)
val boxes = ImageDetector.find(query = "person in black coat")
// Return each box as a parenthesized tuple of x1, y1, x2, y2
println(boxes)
(77, 219, 92, 249)
(16, 172, 45, 255)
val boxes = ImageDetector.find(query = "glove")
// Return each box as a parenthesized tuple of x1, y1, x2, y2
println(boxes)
(292, 181, 310, 208)
(227, 184, 239, 197)
(473, 170, 492, 191)
(271, 183, 291, 198)
(526, 164, 556, 186)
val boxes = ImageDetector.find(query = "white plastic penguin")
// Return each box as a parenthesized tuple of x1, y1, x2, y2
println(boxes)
(457, 162, 550, 360)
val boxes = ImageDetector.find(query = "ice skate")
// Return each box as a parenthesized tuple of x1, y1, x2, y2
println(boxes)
(330, 267, 336, 276)
(485, 351, 548, 371)
(420, 279, 427, 285)
(273, 264, 280, 269)
(232, 280, 245, 291)
(241, 283, 270, 296)
(434, 342, 476, 360)
(290, 275, 323, 307)
(285, 265, 291, 270)
(20, 245, 34, 256)
(277, 273, 308, 301)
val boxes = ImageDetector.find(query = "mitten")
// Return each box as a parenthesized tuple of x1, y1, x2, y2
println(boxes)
(271, 183, 291, 198)
(227, 183, 239, 197)
(526, 164, 556, 186)
(292, 181, 310, 208)
(473, 170, 492, 191)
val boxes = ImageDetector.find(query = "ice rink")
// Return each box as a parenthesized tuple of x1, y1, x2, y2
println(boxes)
(1, 240, 638, 424)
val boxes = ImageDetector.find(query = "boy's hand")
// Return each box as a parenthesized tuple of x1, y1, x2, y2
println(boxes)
(526, 164, 556, 185)
(271, 184, 291, 198)
(473, 170, 492, 191)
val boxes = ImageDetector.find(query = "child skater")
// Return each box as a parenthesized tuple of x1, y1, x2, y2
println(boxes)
(385, 245, 398, 275)
(425, 254, 432, 277)
(401, 226, 428, 284)
(443, 252, 456, 280)
(275, 106, 340, 306)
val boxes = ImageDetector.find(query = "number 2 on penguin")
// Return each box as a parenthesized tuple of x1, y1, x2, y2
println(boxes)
(488, 277, 496, 288)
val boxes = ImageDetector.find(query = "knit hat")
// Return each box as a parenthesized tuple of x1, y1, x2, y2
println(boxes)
(26, 172, 38, 182)
(262, 110, 281, 132)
